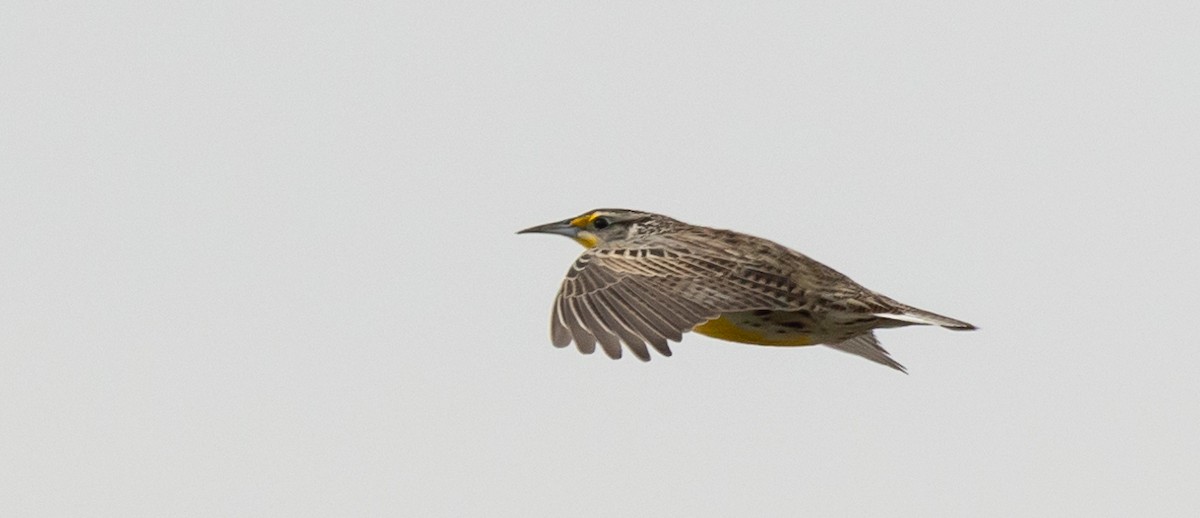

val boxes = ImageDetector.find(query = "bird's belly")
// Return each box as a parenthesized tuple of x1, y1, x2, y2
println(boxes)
(692, 313, 817, 347)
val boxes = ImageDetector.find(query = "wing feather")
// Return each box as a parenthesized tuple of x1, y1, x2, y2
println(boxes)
(575, 297, 622, 359)
(592, 289, 652, 361)
(607, 284, 677, 355)
(550, 296, 571, 347)
(563, 297, 597, 354)
(551, 246, 806, 359)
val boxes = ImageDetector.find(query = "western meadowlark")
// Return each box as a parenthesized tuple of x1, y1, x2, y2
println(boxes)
(518, 209, 976, 372)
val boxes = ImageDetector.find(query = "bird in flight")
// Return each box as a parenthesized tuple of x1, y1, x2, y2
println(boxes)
(518, 209, 975, 372)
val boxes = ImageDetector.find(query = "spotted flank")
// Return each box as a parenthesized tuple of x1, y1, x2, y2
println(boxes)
(692, 312, 817, 346)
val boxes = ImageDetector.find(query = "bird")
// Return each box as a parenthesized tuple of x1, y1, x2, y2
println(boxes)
(517, 209, 976, 372)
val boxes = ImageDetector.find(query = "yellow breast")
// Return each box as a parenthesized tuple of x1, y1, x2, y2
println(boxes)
(692, 315, 816, 347)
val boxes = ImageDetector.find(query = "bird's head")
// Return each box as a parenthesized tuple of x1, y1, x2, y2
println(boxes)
(517, 208, 675, 248)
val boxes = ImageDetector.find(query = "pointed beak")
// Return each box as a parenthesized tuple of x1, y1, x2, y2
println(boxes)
(516, 219, 579, 238)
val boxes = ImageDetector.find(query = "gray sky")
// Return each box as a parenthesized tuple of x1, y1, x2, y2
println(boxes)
(3, 1, 1198, 516)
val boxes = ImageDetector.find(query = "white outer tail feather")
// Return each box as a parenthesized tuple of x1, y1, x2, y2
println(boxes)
(873, 307, 976, 330)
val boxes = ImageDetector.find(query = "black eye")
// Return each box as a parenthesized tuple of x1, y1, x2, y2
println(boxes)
(592, 217, 611, 230)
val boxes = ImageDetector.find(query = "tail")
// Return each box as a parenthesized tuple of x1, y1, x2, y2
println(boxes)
(825, 332, 907, 373)
(873, 305, 977, 331)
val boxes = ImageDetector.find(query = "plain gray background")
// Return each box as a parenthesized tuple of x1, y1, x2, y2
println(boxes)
(2, 1, 1198, 516)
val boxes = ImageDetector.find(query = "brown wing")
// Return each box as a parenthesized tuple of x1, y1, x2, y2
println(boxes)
(550, 246, 806, 361)
(672, 229, 932, 329)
